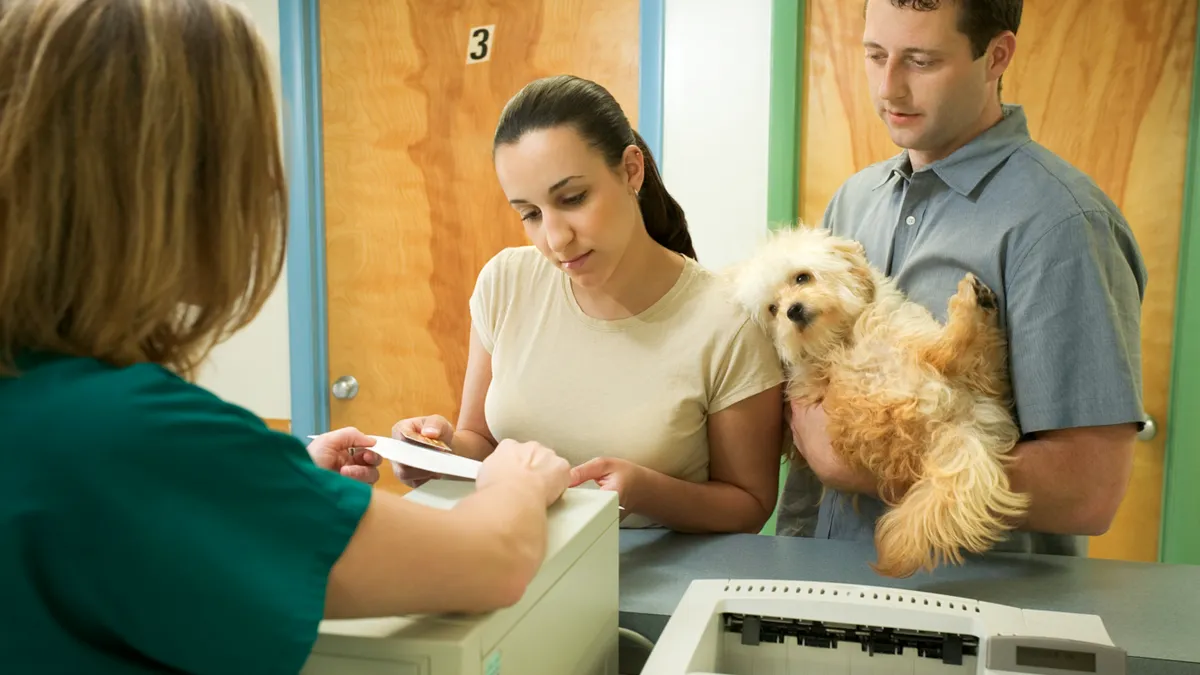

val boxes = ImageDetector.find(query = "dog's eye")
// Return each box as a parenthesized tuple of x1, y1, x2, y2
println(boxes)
(795, 273, 812, 285)
(768, 304, 778, 316)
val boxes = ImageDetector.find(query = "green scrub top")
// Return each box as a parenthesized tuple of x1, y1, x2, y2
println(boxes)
(0, 352, 373, 674)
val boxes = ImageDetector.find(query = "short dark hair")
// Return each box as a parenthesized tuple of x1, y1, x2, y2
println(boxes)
(881, 0, 1022, 58)
(493, 75, 695, 260)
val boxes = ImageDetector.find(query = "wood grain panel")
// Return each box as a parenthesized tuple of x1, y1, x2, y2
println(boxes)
(319, 0, 640, 493)
(800, 0, 1197, 562)
(263, 418, 291, 434)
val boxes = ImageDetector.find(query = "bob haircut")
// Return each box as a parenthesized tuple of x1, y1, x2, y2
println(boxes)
(0, 0, 287, 379)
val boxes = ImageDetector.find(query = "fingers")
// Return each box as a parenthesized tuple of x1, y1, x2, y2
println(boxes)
(390, 460, 439, 486)
(392, 415, 454, 442)
(341, 464, 380, 485)
(391, 418, 422, 439)
(568, 458, 606, 488)
(790, 420, 808, 459)
(322, 426, 377, 450)
(350, 449, 382, 467)
(421, 415, 454, 439)
(789, 410, 804, 440)
(789, 398, 805, 416)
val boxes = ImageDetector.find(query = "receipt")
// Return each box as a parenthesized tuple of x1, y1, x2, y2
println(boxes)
(366, 435, 482, 479)
(308, 434, 481, 480)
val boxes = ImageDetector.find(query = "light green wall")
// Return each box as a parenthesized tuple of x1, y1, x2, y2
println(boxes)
(760, 0, 806, 536)
(1160, 0, 1200, 566)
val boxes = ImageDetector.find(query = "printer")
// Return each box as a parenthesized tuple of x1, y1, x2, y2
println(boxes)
(641, 579, 1127, 674)
(301, 480, 621, 675)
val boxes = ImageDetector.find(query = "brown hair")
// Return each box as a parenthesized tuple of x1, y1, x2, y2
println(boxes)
(877, 0, 1022, 57)
(0, 0, 287, 379)
(493, 75, 696, 260)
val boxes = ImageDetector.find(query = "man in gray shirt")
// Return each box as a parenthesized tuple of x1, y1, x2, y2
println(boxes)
(778, 0, 1147, 557)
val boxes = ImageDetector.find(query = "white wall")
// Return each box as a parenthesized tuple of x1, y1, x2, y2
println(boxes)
(661, 0, 774, 273)
(195, 0, 292, 420)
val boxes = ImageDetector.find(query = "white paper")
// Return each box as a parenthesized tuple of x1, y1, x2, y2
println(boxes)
(308, 436, 624, 507)
(309, 434, 481, 480)
(366, 435, 482, 480)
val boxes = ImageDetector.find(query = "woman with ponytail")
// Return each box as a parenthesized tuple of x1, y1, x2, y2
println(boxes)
(392, 75, 785, 534)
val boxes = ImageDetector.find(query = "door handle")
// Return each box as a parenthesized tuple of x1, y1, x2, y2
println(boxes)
(1138, 414, 1156, 442)
(332, 375, 359, 400)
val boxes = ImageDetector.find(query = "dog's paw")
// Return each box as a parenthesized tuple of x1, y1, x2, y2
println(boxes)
(954, 273, 997, 313)
(969, 274, 998, 311)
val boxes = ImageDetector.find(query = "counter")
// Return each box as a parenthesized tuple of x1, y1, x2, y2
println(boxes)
(617, 530, 1200, 674)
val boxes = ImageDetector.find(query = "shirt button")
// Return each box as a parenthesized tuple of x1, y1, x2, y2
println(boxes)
(905, 215, 916, 226)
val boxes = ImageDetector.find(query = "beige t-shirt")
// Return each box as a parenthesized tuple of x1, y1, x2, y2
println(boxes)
(469, 246, 784, 528)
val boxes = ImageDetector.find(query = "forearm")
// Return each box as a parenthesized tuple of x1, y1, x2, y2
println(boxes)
(628, 469, 775, 534)
(325, 483, 546, 618)
(821, 426, 1127, 537)
(1005, 435, 1126, 536)
(451, 482, 548, 593)
(451, 429, 498, 461)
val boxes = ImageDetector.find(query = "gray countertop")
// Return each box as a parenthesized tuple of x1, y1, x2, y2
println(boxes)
(617, 530, 1200, 674)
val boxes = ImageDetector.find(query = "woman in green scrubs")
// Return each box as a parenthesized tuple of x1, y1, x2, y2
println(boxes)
(0, 1, 572, 673)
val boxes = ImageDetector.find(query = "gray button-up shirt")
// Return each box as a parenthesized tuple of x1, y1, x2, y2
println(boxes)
(779, 105, 1148, 556)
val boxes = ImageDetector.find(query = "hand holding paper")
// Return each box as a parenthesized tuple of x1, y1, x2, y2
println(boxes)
(370, 435, 483, 480)
(305, 427, 382, 485)
(390, 415, 457, 487)
(311, 430, 623, 510)
(477, 439, 573, 508)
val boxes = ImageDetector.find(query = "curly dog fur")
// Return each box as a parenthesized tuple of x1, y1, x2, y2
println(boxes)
(726, 223, 1029, 578)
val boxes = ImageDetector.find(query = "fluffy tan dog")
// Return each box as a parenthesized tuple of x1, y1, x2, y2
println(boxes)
(727, 223, 1029, 578)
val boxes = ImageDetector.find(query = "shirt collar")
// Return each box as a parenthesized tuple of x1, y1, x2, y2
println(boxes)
(872, 104, 1032, 196)
(872, 152, 911, 190)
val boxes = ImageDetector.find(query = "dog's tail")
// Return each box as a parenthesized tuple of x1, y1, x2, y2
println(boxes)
(870, 420, 1028, 578)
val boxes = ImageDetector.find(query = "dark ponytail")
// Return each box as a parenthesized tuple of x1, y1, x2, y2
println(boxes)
(493, 75, 696, 260)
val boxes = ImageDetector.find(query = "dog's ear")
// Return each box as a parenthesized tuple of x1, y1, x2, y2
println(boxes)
(851, 261, 876, 305)
(829, 237, 866, 263)
(830, 237, 876, 304)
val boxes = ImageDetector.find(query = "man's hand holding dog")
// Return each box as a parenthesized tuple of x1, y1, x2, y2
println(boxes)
(789, 400, 878, 496)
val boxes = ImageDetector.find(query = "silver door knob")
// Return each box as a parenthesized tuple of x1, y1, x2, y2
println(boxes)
(331, 375, 359, 400)
(1138, 414, 1157, 442)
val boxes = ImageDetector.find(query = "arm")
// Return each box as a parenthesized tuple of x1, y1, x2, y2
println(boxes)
(1001, 210, 1145, 534)
(793, 405, 1136, 534)
(310, 427, 546, 615)
(388, 325, 496, 485)
(395, 253, 505, 465)
(1006, 424, 1136, 535)
(622, 385, 784, 534)
(57, 390, 555, 675)
(445, 249, 511, 461)
(447, 324, 500, 461)
(325, 480, 548, 617)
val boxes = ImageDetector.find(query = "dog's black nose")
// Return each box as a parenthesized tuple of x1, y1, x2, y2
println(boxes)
(787, 303, 806, 324)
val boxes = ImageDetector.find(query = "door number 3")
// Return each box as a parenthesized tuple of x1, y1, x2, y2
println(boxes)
(466, 24, 494, 64)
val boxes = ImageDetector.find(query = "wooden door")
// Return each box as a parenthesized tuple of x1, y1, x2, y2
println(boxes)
(800, 0, 1197, 562)
(318, 0, 641, 493)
